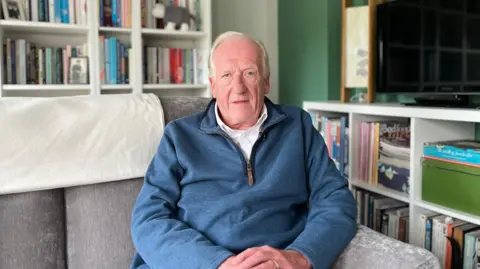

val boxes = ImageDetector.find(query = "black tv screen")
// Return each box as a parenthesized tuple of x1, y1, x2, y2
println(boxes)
(375, 0, 480, 95)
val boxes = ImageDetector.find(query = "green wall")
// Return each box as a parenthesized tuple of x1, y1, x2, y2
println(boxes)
(278, 0, 340, 106)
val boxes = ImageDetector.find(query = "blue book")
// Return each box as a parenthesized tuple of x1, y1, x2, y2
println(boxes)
(110, 38, 117, 84)
(55, 0, 61, 23)
(424, 140, 480, 167)
(117, 0, 121, 27)
(61, 0, 69, 23)
(116, 40, 120, 84)
(112, 0, 117, 27)
(104, 38, 110, 84)
(100, 0, 104, 26)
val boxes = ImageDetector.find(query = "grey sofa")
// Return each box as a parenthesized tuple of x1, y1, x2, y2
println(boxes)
(0, 95, 440, 269)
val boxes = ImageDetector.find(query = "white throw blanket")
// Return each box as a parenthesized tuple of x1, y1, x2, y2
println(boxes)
(0, 93, 165, 195)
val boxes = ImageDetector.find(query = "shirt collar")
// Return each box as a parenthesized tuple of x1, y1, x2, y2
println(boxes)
(215, 103, 268, 133)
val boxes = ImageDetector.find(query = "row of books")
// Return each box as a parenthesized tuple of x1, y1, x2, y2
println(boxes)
(355, 188, 480, 269)
(2, 39, 88, 85)
(99, 36, 131, 85)
(358, 119, 411, 194)
(14, 0, 87, 25)
(353, 189, 410, 242)
(100, 0, 132, 28)
(143, 46, 204, 85)
(140, 0, 201, 30)
(419, 210, 480, 269)
(311, 114, 349, 178)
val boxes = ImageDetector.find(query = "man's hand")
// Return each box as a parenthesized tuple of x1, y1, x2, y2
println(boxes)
(218, 256, 239, 269)
(227, 246, 312, 269)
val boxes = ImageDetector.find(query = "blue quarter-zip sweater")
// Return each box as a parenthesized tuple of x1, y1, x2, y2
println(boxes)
(130, 98, 357, 269)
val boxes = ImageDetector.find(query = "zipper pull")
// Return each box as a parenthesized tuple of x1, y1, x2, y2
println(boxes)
(247, 162, 254, 185)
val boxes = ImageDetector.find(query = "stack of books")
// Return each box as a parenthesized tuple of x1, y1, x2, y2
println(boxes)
(358, 119, 411, 194)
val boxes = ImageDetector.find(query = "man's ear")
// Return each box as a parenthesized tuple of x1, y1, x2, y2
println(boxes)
(263, 74, 270, 95)
(209, 76, 216, 98)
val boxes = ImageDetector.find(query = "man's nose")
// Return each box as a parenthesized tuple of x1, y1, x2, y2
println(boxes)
(231, 74, 247, 93)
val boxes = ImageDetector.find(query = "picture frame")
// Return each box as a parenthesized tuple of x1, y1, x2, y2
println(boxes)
(1, 0, 26, 20)
(68, 57, 89, 84)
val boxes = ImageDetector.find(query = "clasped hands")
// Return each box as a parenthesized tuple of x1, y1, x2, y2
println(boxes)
(218, 246, 312, 269)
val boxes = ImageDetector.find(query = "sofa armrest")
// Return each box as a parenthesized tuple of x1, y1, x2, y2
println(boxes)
(333, 225, 441, 269)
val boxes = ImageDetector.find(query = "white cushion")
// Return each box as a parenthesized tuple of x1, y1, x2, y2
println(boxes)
(0, 93, 164, 194)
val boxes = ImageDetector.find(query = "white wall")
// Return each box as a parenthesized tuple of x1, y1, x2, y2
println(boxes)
(211, 0, 279, 104)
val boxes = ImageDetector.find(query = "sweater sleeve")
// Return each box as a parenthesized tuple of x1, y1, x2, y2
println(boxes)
(285, 114, 358, 269)
(130, 122, 234, 269)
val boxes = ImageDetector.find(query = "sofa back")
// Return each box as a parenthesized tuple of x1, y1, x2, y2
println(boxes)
(0, 96, 211, 269)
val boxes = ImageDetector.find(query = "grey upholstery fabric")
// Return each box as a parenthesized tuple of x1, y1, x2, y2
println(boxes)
(159, 96, 211, 124)
(64, 178, 143, 269)
(333, 226, 441, 269)
(0, 189, 66, 269)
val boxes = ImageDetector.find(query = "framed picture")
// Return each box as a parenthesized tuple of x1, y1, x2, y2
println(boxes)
(1, 0, 25, 20)
(68, 57, 89, 84)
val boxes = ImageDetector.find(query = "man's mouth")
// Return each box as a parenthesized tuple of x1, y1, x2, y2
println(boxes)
(232, 100, 248, 104)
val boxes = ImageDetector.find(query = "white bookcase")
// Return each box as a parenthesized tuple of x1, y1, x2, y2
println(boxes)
(303, 100, 480, 247)
(0, 0, 212, 98)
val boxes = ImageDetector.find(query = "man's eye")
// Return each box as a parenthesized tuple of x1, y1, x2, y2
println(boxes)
(246, 71, 255, 76)
(222, 73, 230, 78)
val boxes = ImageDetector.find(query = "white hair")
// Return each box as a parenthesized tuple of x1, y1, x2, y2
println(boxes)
(208, 31, 270, 79)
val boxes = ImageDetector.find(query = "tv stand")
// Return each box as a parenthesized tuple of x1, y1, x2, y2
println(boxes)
(402, 95, 479, 109)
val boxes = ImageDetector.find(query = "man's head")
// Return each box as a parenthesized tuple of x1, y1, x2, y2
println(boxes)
(208, 31, 270, 130)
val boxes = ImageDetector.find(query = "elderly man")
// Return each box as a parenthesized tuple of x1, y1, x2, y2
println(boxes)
(130, 31, 357, 269)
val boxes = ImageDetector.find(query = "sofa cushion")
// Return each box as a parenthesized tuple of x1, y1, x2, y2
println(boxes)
(0, 189, 66, 269)
(332, 225, 440, 269)
(160, 96, 210, 124)
(65, 178, 143, 269)
(0, 93, 164, 195)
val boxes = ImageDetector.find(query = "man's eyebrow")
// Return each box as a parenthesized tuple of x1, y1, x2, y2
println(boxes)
(243, 65, 259, 70)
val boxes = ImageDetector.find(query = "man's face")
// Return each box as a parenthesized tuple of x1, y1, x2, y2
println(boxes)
(209, 37, 270, 130)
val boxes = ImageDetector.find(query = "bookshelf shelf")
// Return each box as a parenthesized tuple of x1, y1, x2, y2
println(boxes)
(350, 179, 410, 203)
(101, 84, 132, 91)
(3, 85, 90, 91)
(304, 100, 480, 262)
(0, 0, 211, 99)
(0, 20, 88, 35)
(303, 101, 480, 123)
(99, 27, 132, 34)
(143, 84, 208, 90)
(141, 28, 206, 39)
(415, 200, 480, 226)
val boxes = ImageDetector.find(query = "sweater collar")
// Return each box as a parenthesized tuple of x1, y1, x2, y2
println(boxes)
(199, 97, 287, 133)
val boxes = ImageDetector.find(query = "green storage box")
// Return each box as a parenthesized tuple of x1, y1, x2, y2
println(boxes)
(422, 158, 480, 217)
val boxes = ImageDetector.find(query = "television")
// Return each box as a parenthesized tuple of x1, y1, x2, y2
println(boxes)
(375, 0, 480, 107)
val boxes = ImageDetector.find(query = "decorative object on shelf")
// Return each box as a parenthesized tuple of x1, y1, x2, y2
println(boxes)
(68, 57, 89, 84)
(152, 2, 195, 31)
(1, 0, 25, 20)
(341, 0, 378, 104)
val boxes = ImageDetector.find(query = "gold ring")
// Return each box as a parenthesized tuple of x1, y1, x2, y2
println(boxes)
(271, 260, 280, 269)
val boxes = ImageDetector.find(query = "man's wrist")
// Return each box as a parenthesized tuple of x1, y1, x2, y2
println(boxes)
(285, 250, 312, 268)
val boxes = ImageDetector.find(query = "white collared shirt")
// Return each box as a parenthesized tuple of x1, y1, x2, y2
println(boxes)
(215, 103, 268, 162)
